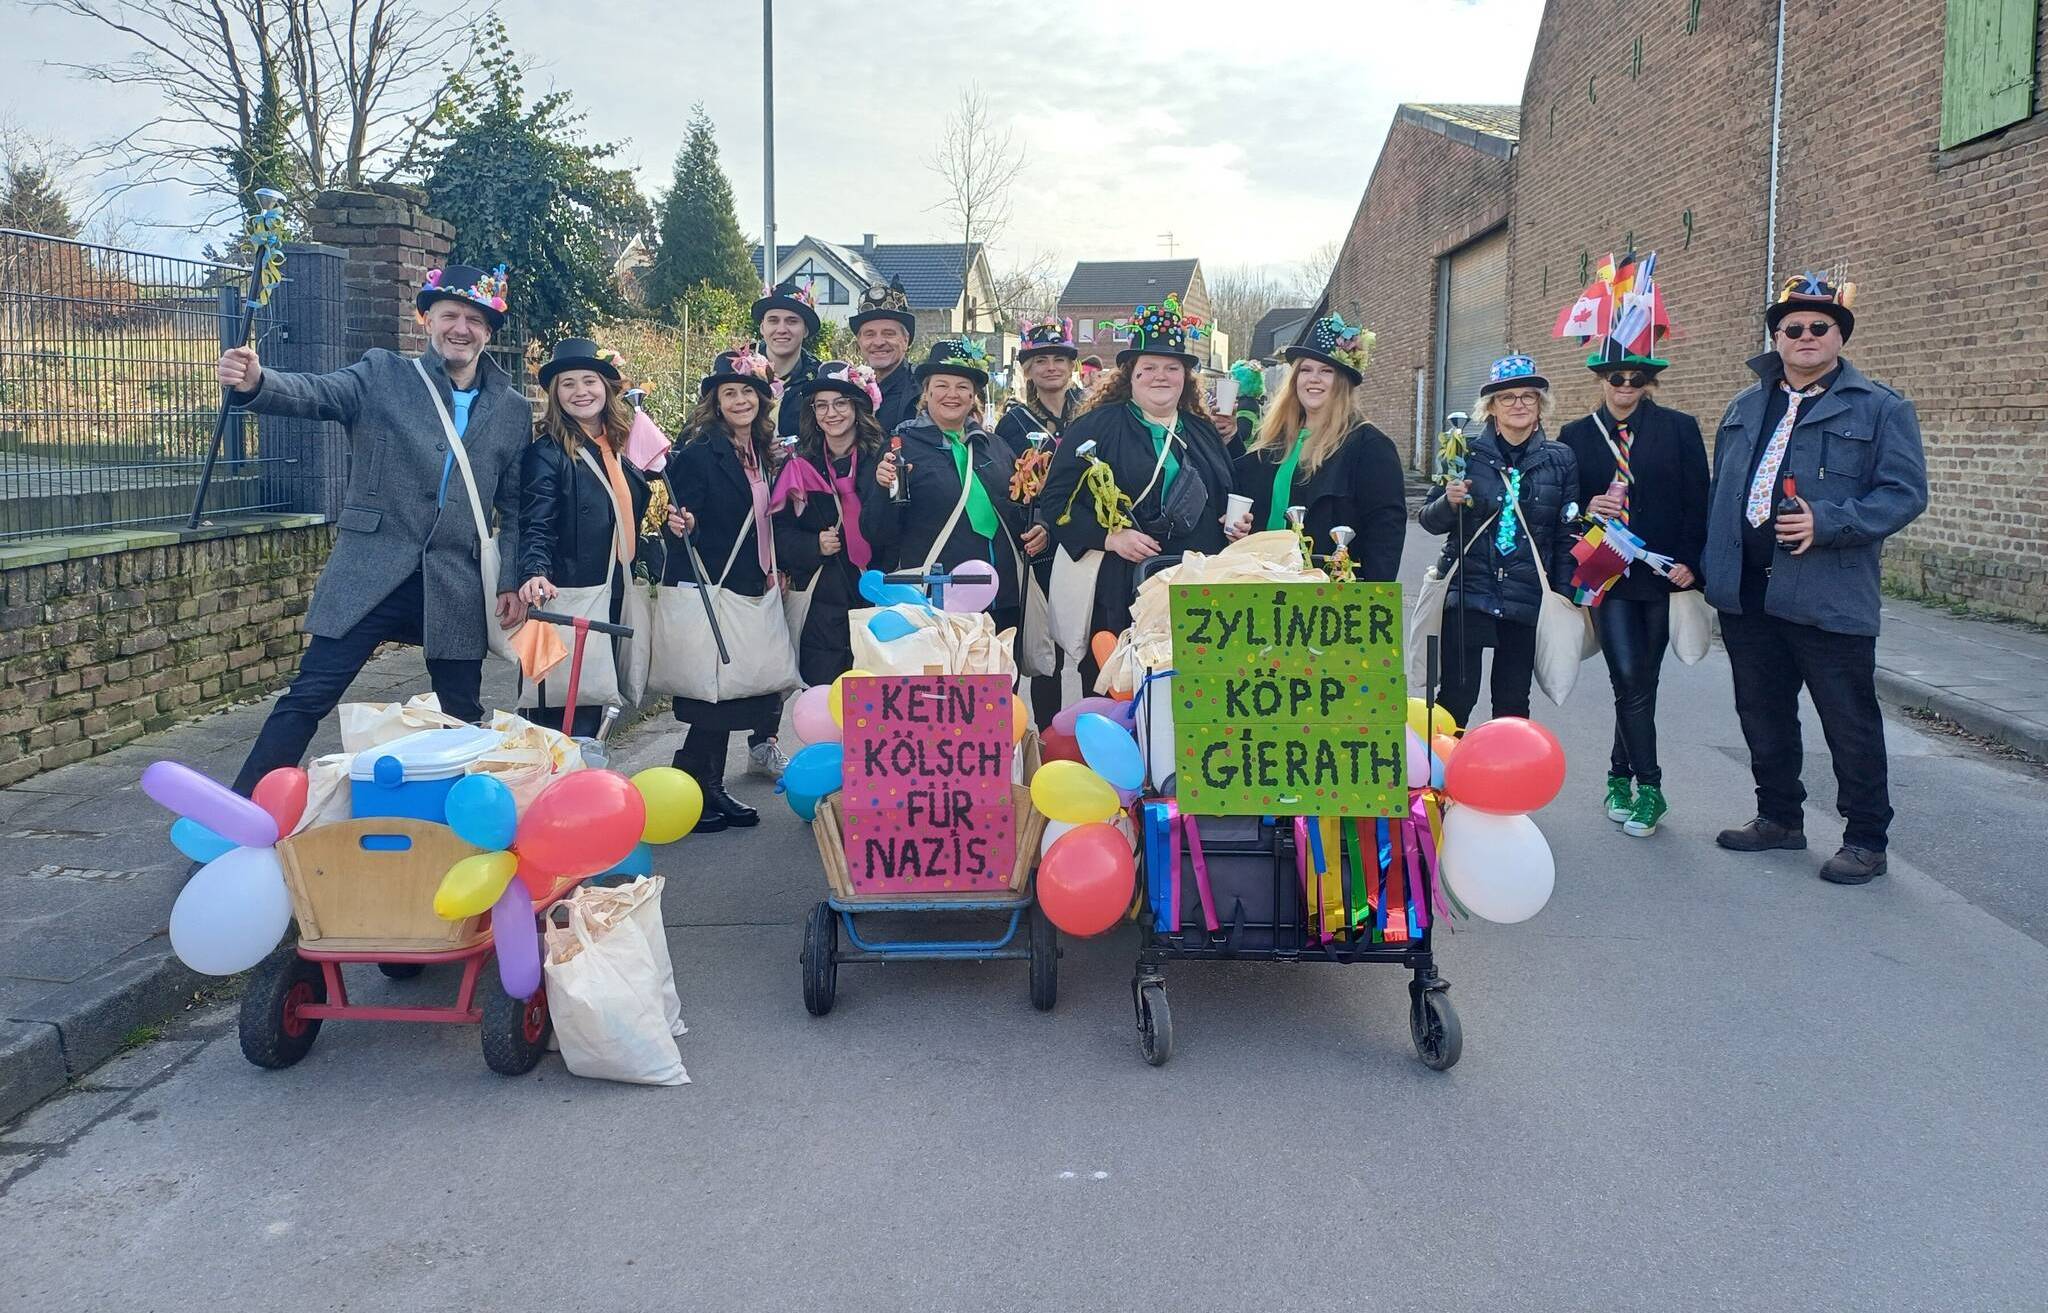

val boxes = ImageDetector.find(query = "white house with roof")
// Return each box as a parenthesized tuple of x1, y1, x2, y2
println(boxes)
(753, 235, 1003, 341)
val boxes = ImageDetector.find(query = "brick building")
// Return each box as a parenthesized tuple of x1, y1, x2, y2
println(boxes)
(1057, 260, 1220, 368)
(1320, 4, 2048, 619)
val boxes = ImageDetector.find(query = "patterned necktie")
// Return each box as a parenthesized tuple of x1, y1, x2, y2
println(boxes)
(1746, 382, 1823, 527)
(1495, 468, 1523, 555)
(1613, 422, 1632, 525)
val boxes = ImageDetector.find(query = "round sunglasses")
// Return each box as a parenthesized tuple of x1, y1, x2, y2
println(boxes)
(1778, 320, 1836, 340)
(1601, 372, 1653, 389)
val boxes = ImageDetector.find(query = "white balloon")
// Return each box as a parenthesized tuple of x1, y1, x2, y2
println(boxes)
(1438, 806, 1555, 924)
(169, 845, 294, 974)
(1040, 818, 1079, 856)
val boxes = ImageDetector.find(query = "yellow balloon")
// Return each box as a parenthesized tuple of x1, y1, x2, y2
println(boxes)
(1406, 697, 1458, 740)
(433, 850, 519, 921)
(1029, 760, 1120, 825)
(830, 669, 875, 729)
(631, 766, 702, 844)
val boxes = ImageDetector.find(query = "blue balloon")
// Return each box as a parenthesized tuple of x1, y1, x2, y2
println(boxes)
(782, 743, 844, 798)
(858, 569, 891, 605)
(1075, 712, 1144, 791)
(607, 841, 654, 877)
(444, 774, 517, 851)
(783, 788, 821, 821)
(170, 816, 235, 863)
(867, 610, 919, 643)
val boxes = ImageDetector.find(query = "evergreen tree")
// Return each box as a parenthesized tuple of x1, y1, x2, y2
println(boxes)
(222, 65, 302, 217)
(0, 164, 79, 237)
(644, 105, 759, 318)
(418, 18, 651, 346)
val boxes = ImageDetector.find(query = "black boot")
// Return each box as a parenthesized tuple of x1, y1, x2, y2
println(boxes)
(675, 743, 727, 834)
(704, 775, 759, 828)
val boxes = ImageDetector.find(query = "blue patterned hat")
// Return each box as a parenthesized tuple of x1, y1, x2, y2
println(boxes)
(1479, 353, 1550, 396)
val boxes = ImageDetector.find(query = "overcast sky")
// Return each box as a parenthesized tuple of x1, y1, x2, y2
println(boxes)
(3, 0, 1542, 277)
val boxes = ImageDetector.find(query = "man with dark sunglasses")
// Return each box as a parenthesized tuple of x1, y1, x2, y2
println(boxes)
(1700, 273, 1928, 885)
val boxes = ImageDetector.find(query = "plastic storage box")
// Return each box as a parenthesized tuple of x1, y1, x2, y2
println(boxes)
(348, 726, 504, 822)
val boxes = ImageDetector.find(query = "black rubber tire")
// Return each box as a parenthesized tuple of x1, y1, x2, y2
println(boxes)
(377, 962, 426, 980)
(238, 950, 325, 1069)
(1137, 984, 1173, 1066)
(1410, 990, 1463, 1071)
(801, 901, 838, 1017)
(1028, 904, 1058, 1012)
(481, 981, 550, 1075)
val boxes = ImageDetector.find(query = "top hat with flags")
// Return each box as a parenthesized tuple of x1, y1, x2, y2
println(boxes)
(1110, 293, 1205, 367)
(417, 263, 510, 330)
(751, 279, 822, 336)
(1016, 315, 1079, 361)
(1765, 271, 1856, 343)
(1283, 313, 1375, 384)
(848, 276, 916, 339)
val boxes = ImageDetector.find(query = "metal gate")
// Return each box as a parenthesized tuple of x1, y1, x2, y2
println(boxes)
(1433, 228, 1510, 432)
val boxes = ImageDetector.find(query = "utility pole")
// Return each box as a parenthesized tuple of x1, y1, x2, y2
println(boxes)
(1158, 232, 1178, 257)
(762, 0, 776, 286)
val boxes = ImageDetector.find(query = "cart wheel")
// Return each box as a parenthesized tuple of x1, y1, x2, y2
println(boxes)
(239, 950, 325, 1069)
(1027, 904, 1059, 1012)
(377, 962, 425, 980)
(481, 983, 550, 1076)
(801, 901, 838, 1017)
(1409, 989, 1463, 1071)
(1137, 983, 1173, 1066)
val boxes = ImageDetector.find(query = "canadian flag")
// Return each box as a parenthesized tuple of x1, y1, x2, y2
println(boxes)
(1553, 283, 1611, 339)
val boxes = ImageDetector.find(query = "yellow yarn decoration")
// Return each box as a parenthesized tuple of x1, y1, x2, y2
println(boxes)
(1056, 454, 1133, 532)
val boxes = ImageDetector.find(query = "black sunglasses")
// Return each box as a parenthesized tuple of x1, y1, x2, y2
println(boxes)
(1602, 372, 1652, 388)
(1778, 320, 1835, 340)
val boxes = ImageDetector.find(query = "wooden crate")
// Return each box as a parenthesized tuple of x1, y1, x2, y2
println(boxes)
(277, 818, 490, 953)
(814, 783, 1045, 902)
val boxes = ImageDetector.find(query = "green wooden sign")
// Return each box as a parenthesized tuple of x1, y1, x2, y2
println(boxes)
(1169, 581, 1407, 818)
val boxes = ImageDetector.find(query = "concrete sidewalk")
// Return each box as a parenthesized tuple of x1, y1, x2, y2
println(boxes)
(1874, 596, 2048, 761)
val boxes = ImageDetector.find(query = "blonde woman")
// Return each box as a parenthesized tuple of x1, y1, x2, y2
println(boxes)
(1230, 314, 1405, 581)
(1416, 354, 1580, 728)
(517, 338, 650, 735)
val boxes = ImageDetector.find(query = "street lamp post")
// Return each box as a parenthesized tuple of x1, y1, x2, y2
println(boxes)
(762, 0, 776, 286)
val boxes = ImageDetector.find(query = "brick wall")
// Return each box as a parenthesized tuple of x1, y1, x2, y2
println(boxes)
(0, 525, 332, 786)
(304, 183, 453, 359)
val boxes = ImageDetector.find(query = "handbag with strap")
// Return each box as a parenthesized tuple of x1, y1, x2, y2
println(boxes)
(646, 507, 799, 702)
(1512, 498, 1599, 706)
(1406, 511, 1498, 687)
(1668, 587, 1717, 665)
(529, 448, 639, 709)
(414, 357, 515, 663)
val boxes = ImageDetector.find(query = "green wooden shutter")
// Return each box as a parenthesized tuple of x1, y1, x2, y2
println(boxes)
(1942, 0, 2040, 148)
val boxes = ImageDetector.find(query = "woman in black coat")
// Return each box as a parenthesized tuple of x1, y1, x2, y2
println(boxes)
(516, 339, 652, 736)
(661, 350, 790, 832)
(1039, 302, 1236, 693)
(1416, 355, 1580, 728)
(1230, 316, 1405, 582)
(1557, 345, 1709, 836)
(995, 319, 1084, 729)
(772, 362, 886, 687)
(863, 340, 1042, 639)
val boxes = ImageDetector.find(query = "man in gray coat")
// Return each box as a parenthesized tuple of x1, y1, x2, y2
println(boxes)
(1701, 273, 1927, 884)
(216, 263, 528, 794)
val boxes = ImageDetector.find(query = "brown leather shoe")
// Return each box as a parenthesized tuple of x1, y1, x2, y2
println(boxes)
(1715, 817, 1807, 852)
(1819, 846, 1887, 884)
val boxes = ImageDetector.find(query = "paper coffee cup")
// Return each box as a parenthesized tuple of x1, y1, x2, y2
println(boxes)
(1226, 493, 1252, 524)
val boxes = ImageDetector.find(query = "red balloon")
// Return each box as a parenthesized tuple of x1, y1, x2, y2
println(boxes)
(514, 769, 647, 879)
(1036, 822, 1134, 937)
(1442, 717, 1565, 815)
(252, 767, 309, 835)
(1039, 727, 1085, 765)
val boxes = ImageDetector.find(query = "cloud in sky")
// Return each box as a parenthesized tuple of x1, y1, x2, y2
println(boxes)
(2, 0, 1541, 274)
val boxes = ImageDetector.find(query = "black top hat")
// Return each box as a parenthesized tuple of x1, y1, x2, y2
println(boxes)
(1282, 313, 1374, 384)
(751, 280, 822, 336)
(699, 347, 779, 399)
(848, 276, 916, 339)
(1112, 293, 1205, 368)
(1765, 272, 1856, 343)
(809, 360, 882, 409)
(1584, 336, 1669, 374)
(538, 338, 622, 388)
(1016, 316, 1080, 361)
(416, 263, 509, 330)
(915, 339, 991, 389)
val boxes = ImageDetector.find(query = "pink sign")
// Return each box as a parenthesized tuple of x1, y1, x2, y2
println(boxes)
(842, 675, 1016, 894)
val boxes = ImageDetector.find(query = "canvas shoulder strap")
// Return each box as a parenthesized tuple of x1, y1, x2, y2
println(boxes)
(414, 357, 492, 547)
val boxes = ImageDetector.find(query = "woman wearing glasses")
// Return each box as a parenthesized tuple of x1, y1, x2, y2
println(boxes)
(1558, 341, 1709, 837)
(1417, 355, 1580, 729)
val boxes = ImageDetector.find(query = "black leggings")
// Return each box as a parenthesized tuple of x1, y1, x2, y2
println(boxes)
(1594, 594, 1671, 787)
(1436, 611, 1537, 729)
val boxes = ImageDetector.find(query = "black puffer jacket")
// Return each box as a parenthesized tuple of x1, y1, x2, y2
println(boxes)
(518, 435, 652, 588)
(1417, 424, 1579, 626)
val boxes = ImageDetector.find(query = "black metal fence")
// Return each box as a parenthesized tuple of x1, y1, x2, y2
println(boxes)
(0, 229, 343, 541)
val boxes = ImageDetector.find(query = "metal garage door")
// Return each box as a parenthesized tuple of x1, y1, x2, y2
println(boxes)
(1434, 229, 1509, 433)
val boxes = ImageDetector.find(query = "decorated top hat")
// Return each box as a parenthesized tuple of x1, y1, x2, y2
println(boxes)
(848, 276, 916, 339)
(538, 338, 624, 389)
(915, 339, 991, 389)
(416, 264, 509, 330)
(751, 279, 821, 336)
(1283, 313, 1375, 384)
(1766, 271, 1856, 343)
(699, 346, 780, 399)
(809, 360, 882, 410)
(1110, 293, 1205, 367)
(1479, 354, 1550, 397)
(1016, 315, 1079, 361)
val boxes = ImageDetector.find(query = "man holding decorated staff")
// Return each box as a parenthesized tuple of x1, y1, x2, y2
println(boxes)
(754, 279, 822, 438)
(850, 277, 921, 435)
(215, 264, 527, 796)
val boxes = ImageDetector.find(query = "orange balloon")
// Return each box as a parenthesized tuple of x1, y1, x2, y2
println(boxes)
(1090, 630, 1118, 668)
(1011, 694, 1028, 743)
(1108, 685, 1133, 702)
(1431, 733, 1459, 761)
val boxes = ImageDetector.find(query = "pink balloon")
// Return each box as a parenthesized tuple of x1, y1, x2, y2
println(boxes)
(140, 761, 278, 849)
(791, 684, 840, 745)
(1052, 696, 1121, 737)
(1405, 729, 1430, 789)
(941, 559, 999, 613)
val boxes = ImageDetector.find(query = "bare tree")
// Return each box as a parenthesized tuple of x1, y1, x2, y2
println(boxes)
(31, 0, 482, 227)
(1205, 263, 1296, 361)
(927, 84, 1025, 333)
(989, 246, 1064, 323)
(1288, 237, 1345, 307)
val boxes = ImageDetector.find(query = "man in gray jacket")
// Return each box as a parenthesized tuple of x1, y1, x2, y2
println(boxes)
(216, 264, 528, 794)
(1701, 274, 1927, 884)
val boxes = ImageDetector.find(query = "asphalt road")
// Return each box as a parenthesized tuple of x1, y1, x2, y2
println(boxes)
(4, 525, 2046, 1311)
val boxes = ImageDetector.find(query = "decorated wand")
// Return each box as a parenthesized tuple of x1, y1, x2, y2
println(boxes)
(189, 188, 289, 529)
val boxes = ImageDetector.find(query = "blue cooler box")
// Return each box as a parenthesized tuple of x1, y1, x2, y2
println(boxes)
(349, 726, 505, 822)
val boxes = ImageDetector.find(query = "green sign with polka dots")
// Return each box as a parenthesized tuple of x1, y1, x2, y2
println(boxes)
(1169, 582, 1407, 817)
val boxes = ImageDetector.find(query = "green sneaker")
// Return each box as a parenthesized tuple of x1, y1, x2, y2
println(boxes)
(1605, 776, 1634, 823)
(1624, 785, 1668, 837)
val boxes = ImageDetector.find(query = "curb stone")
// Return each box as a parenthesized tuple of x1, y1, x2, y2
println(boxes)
(1, 940, 204, 1127)
(1874, 668, 2048, 763)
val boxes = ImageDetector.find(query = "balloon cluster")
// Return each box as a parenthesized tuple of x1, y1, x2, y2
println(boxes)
(1421, 708, 1565, 925)
(149, 762, 304, 976)
(1028, 683, 1148, 939)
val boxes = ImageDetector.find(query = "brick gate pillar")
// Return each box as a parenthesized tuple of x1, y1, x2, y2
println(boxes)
(303, 184, 454, 359)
